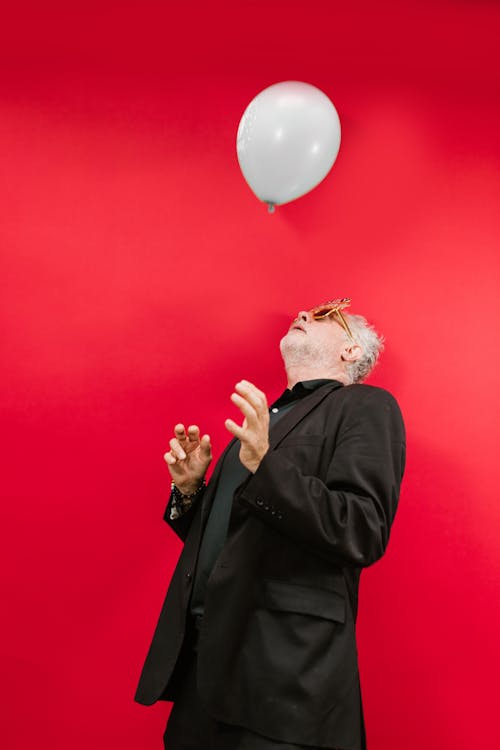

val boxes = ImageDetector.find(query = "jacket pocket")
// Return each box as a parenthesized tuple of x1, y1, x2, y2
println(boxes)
(262, 579, 345, 623)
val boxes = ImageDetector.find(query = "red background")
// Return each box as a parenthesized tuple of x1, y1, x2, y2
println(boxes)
(1, 1, 499, 748)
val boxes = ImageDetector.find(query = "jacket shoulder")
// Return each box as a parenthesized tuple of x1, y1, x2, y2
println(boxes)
(330, 383, 401, 408)
(326, 383, 405, 438)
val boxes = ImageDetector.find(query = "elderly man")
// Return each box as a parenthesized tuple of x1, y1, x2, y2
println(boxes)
(135, 299, 406, 750)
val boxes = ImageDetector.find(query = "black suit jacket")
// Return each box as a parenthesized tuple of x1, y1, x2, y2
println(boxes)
(135, 382, 406, 750)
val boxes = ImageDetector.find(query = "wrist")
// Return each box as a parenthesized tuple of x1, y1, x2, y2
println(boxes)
(246, 447, 268, 474)
(172, 478, 206, 499)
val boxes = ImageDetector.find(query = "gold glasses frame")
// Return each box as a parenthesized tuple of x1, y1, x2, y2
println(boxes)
(309, 297, 355, 341)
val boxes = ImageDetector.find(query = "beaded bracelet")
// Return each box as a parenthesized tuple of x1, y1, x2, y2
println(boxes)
(169, 480, 207, 521)
(171, 479, 206, 500)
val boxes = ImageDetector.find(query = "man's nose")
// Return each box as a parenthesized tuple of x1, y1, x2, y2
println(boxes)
(296, 310, 312, 323)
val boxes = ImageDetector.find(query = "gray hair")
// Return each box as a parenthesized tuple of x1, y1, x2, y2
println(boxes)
(343, 313, 384, 384)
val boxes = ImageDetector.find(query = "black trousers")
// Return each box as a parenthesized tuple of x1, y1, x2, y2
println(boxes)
(163, 620, 339, 750)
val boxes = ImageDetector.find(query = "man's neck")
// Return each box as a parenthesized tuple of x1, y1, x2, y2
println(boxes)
(285, 365, 347, 390)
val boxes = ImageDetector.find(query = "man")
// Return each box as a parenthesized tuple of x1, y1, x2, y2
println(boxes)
(135, 298, 406, 750)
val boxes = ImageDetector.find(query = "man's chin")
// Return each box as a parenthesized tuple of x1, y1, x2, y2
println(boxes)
(280, 337, 310, 363)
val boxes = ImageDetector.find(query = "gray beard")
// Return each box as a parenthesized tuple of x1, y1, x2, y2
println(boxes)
(280, 334, 332, 370)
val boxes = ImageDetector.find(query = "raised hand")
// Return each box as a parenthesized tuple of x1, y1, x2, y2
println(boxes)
(164, 424, 212, 494)
(225, 380, 270, 473)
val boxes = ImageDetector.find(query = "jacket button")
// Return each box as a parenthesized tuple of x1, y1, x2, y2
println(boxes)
(186, 572, 192, 580)
(256, 498, 264, 507)
(264, 504, 270, 511)
(277, 513, 283, 520)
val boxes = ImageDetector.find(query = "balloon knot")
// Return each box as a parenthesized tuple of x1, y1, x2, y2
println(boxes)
(267, 202, 276, 214)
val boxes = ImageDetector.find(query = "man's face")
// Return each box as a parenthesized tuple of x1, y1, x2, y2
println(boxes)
(280, 308, 352, 368)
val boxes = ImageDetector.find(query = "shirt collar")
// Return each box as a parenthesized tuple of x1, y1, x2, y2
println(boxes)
(271, 379, 343, 408)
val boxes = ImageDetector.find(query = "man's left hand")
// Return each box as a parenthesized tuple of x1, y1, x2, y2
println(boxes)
(225, 380, 270, 473)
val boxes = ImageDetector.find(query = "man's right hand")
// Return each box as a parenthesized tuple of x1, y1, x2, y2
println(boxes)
(164, 424, 212, 495)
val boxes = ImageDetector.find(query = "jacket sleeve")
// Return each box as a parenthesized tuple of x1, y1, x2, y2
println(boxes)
(162, 488, 205, 542)
(235, 388, 406, 567)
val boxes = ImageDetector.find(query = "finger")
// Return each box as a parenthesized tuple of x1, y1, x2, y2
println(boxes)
(169, 438, 187, 460)
(186, 425, 201, 443)
(224, 418, 245, 440)
(235, 381, 267, 412)
(230, 392, 258, 425)
(239, 380, 266, 399)
(174, 424, 187, 442)
(164, 451, 177, 465)
(199, 434, 212, 457)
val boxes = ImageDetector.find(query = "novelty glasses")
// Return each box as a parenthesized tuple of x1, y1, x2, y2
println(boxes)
(309, 298, 354, 341)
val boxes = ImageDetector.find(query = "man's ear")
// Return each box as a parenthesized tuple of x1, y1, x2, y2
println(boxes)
(341, 343, 363, 363)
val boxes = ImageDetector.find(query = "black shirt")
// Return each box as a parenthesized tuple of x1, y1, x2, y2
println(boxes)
(189, 379, 341, 619)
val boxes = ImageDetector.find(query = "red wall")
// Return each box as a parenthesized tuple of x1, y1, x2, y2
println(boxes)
(1, 2, 499, 748)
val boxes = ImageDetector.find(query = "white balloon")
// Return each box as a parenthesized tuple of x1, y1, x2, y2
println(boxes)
(236, 81, 341, 210)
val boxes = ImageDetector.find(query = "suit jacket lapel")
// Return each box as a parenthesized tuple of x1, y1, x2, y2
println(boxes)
(268, 381, 344, 449)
